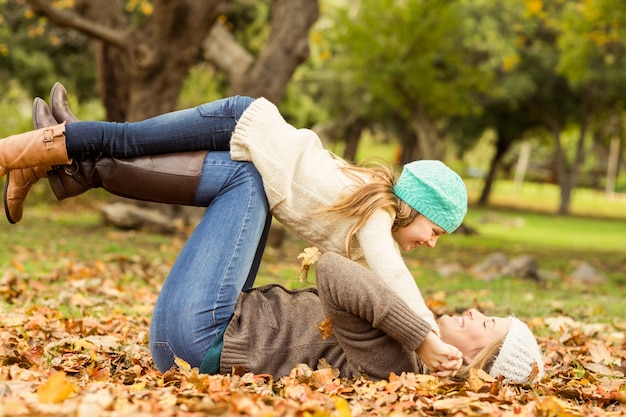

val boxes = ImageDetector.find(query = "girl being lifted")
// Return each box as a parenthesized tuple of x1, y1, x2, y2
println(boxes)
(3, 84, 466, 341)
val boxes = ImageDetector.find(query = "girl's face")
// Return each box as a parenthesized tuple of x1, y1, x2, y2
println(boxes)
(392, 214, 445, 251)
(438, 309, 512, 362)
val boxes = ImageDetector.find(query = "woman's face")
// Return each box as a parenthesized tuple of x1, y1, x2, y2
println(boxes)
(392, 214, 445, 251)
(438, 309, 512, 362)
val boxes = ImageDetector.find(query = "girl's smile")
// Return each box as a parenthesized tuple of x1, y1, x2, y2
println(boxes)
(392, 214, 445, 251)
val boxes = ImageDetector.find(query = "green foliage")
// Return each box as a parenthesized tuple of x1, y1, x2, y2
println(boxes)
(227, 0, 271, 55)
(0, 0, 97, 100)
(0, 80, 36, 137)
(325, 0, 489, 119)
(458, 0, 537, 103)
(558, 0, 626, 93)
(177, 63, 226, 110)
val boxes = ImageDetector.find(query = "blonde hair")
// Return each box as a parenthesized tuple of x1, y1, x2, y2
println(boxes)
(455, 334, 507, 381)
(319, 158, 418, 258)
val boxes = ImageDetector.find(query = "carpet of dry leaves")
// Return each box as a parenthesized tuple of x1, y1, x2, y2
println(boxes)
(1, 252, 626, 416)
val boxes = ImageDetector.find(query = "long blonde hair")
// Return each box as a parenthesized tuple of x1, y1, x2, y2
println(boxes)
(455, 334, 507, 381)
(319, 158, 418, 258)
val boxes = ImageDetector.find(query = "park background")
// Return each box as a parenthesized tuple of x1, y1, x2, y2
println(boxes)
(1, 0, 626, 415)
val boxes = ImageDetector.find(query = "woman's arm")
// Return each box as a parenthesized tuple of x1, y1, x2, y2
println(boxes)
(316, 252, 460, 378)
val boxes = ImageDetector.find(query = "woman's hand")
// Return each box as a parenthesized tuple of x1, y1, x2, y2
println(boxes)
(415, 331, 463, 377)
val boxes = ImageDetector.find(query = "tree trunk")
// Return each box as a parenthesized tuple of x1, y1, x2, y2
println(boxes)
(513, 140, 532, 190)
(407, 106, 444, 162)
(27, 0, 229, 121)
(125, 1, 230, 120)
(606, 137, 620, 198)
(552, 119, 587, 215)
(73, 0, 129, 121)
(203, 0, 319, 103)
(27, 0, 319, 120)
(342, 118, 367, 162)
(399, 128, 420, 165)
(234, 0, 319, 102)
(477, 128, 513, 206)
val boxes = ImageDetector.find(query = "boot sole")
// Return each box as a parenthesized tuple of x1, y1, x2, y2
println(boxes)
(4, 175, 17, 224)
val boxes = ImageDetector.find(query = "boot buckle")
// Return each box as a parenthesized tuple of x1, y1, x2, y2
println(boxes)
(42, 128, 55, 150)
(42, 129, 55, 142)
(63, 161, 80, 176)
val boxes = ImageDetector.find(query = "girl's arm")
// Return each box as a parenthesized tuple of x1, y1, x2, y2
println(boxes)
(356, 210, 440, 335)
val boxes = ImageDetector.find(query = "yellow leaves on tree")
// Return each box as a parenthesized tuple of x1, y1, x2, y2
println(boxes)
(502, 54, 520, 72)
(524, 0, 544, 17)
(36, 371, 76, 403)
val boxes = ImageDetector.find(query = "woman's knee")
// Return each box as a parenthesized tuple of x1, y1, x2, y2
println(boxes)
(237, 161, 263, 184)
(238, 162, 268, 209)
(150, 341, 177, 372)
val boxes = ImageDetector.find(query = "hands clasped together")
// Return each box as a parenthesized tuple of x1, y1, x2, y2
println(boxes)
(416, 332, 464, 377)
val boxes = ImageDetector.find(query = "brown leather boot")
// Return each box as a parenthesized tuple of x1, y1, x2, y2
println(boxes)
(4, 98, 59, 223)
(4, 165, 50, 223)
(50, 82, 78, 124)
(47, 82, 207, 205)
(0, 121, 69, 178)
(0, 104, 71, 223)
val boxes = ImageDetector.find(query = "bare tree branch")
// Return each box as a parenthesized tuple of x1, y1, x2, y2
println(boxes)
(25, 0, 131, 49)
(202, 22, 255, 87)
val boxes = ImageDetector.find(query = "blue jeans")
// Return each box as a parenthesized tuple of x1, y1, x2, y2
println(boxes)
(149, 151, 270, 372)
(64, 96, 255, 158)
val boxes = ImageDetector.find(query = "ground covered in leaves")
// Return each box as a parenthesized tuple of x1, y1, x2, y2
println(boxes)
(1, 251, 626, 416)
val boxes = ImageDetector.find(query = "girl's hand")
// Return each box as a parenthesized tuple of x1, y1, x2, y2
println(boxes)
(415, 332, 463, 377)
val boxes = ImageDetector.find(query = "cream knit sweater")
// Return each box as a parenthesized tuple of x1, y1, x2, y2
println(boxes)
(230, 98, 438, 333)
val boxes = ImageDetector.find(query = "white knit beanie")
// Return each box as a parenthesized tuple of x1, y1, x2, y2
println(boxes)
(489, 317, 545, 383)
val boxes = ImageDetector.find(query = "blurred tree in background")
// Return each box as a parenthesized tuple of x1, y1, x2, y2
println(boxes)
(0, 0, 624, 216)
(14, 0, 317, 121)
(300, 0, 491, 163)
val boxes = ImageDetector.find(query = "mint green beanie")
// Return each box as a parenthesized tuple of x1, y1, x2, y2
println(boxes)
(393, 160, 468, 233)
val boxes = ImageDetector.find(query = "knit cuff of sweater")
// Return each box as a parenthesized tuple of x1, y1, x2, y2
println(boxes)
(381, 302, 433, 352)
(230, 97, 270, 161)
(199, 327, 226, 374)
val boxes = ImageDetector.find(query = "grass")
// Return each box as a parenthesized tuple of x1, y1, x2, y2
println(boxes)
(465, 177, 626, 219)
(1, 189, 178, 273)
(410, 180, 626, 327)
(2, 177, 625, 329)
(405, 216, 626, 331)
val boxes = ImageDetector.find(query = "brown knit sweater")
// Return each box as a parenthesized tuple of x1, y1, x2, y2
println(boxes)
(220, 253, 432, 380)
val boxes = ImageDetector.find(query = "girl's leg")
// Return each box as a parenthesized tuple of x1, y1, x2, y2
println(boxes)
(149, 151, 270, 372)
(64, 96, 255, 159)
